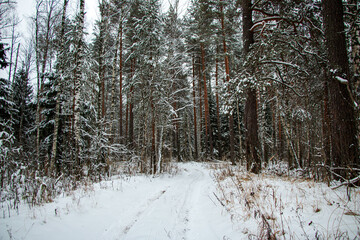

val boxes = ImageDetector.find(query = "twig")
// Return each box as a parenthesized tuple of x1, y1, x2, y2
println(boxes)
(213, 192, 225, 207)
(261, 214, 277, 240)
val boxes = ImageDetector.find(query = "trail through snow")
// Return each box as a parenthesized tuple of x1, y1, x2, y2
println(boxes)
(1, 162, 242, 240)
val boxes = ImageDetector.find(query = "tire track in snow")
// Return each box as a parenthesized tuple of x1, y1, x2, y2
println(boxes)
(155, 167, 205, 240)
(120, 167, 205, 240)
(101, 163, 234, 240)
(120, 188, 168, 236)
(100, 187, 169, 240)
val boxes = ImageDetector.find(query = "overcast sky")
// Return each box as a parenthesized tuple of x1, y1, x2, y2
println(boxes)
(15, 0, 189, 42)
(0, 0, 189, 81)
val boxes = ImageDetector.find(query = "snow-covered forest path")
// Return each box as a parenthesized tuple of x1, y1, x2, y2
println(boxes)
(1, 163, 242, 240)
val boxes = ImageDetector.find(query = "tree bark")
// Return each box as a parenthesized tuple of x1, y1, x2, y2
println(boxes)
(322, 0, 359, 176)
(348, 0, 360, 98)
(99, 1, 109, 120)
(119, 16, 123, 143)
(50, 0, 69, 176)
(242, 0, 261, 173)
(201, 42, 213, 156)
(198, 60, 203, 155)
(129, 59, 135, 147)
(215, 53, 222, 159)
(192, 56, 198, 159)
(110, 20, 121, 145)
(322, 73, 330, 167)
(73, 0, 85, 176)
(219, 1, 235, 164)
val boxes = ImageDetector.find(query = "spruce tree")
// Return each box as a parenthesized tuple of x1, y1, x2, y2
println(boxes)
(11, 69, 35, 152)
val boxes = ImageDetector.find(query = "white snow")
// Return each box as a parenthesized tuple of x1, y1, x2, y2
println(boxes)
(0, 162, 242, 240)
(335, 76, 349, 84)
(212, 163, 360, 239)
(1, 162, 359, 240)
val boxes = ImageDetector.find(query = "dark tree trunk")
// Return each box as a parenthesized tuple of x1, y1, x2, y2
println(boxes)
(119, 19, 123, 143)
(322, 73, 331, 167)
(322, 0, 359, 176)
(242, 0, 261, 173)
(219, 1, 234, 164)
(215, 53, 222, 159)
(201, 43, 213, 156)
(50, 0, 69, 175)
(198, 60, 203, 155)
(129, 59, 135, 147)
(192, 56, 198, 159)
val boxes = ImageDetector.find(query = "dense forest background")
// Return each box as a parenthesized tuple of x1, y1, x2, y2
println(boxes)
(0, 0, 359, 204)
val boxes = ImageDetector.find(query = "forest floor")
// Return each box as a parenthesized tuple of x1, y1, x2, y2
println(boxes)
(1, 162, 359, 240)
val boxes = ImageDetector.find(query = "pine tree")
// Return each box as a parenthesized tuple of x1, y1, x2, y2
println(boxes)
(242, 0, 260, 173)
(322, 0, 359, 177)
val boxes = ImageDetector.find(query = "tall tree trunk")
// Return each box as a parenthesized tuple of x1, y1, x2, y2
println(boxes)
(201, 43, 213, 156)
(236, 97, 243, 162)
(242, 0, 261, 173)
(322, 73, 331, 167)
(151, 97, 156, 172)
(219, 1, 234, 164)
(110, 23, 120, 145)
(322, 0, 359, 177)
(156, 126, 164, 174)
(73, 0, 85, 176)
(349, 0, 360, 93)
(125, 96, 129, 141)
(12, 43, 20, 84)
(129, 86, 134, 147)
(50, 0, 69, 175)
(198, 60, 203, 155)
(7, 17, 16, 83)
(119, 17, 123, 143)
(35, 0, 42, 165)
(129, 58, 135, 147)
(35, 0, 56, 167)
(215, 53, 222, 159)
(192, 56, 198, 159)
(99, 1, 108, 120)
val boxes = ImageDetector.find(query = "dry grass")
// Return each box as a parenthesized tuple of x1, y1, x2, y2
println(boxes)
(211, 162, 360, 240)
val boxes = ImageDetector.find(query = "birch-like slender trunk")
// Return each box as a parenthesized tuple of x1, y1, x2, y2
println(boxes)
(50, 0, 68, 175)
(156, 126, 164, 174)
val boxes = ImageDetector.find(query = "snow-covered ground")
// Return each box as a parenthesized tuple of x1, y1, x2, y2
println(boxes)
(1, 162, 242, 240)
(1, 162, 359, 240)
(211, 163, 360, 239)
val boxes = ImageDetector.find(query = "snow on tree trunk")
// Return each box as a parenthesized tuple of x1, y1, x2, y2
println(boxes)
(322, 0, 359, 177)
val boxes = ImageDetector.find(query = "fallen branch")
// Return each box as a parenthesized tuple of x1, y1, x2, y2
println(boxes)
(332, 175, 360, 190)
(316, 164, 360, 189)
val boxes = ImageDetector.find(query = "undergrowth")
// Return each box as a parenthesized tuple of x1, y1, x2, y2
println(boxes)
(210, 162, 360, 240)
(0, 158, 179, 219)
